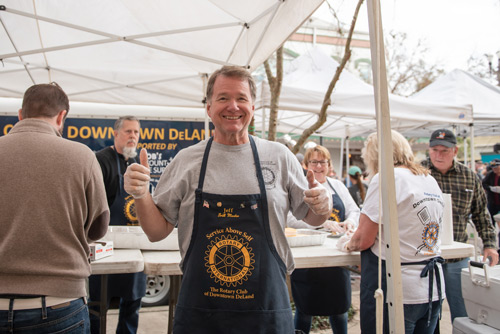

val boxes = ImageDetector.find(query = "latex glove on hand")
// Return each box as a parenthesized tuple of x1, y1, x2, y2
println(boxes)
(303, 170, 332, 216)
(124, 149, 151, 199)
(336, 234, 352, 253)
(490, 186, 500, 194)
(322, 221, 345, 234)
(339, 220, 356, 233)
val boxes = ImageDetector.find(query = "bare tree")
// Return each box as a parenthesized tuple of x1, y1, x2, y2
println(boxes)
(289, 0, 365, 154)
(467, 54, 500, 86)
(263, 46, 284, 142)
(385, 32, 444, 96)
(259, 0, 364, 149)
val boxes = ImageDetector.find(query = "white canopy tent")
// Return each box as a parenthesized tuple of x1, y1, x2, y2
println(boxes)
(0, 0, 323, 109)
(412, 69, 500, 135)
(411, 69, 500, 165)
(254, 48, 472, 139)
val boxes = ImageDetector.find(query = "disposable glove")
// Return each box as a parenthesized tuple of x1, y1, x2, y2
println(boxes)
(322, 221, 344, 234)
(303, 171, 332, 216)
(336, 234, 352, 253)
(490, 186, 500, 194)
(124, 149, 151, 199)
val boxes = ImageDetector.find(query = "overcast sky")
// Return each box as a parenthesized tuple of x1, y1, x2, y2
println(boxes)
(317, 0, 500, 72)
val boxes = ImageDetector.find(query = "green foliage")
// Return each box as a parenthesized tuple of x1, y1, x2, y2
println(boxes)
(291, 301, 357, 331)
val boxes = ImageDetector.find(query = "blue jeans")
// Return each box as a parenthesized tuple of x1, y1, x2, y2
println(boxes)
(404, 301, 441, 334)
(89, 298, 141, 334)
(441, 258, 468, 322)
(294, 308, 348, 334)
(0, 297, 89, 334)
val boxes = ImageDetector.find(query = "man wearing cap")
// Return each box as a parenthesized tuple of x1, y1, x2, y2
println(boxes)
(482, 158, 500, 244)
(423, 129, 498, 326)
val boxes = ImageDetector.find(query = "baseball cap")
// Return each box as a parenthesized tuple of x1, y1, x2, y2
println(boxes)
(491, 159, 500, 167)
(348, 166, 362, 176)
(429, 129, 457, 148)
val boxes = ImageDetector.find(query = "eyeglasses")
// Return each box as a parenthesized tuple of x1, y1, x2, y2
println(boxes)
(309, 160, 328, 166)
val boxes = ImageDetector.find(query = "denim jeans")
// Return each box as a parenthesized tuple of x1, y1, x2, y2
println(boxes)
(441, 258, 469, 322)
(404, 301, 441, 334)
(89, 298, 141, 334)
(294, 308, 348, 334)
(0, 297, 89, 334)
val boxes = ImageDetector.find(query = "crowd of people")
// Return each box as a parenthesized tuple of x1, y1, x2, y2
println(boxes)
(1, 65, 499, 334)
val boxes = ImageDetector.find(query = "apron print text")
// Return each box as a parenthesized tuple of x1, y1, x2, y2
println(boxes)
(205, 287, 255, 300)
(218, 207, 240, 218)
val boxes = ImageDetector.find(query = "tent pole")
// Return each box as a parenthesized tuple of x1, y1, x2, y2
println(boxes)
(202, 74, 209, 140)
(470, 123, 475, 169)
(366, 0, 405, 332)
(339, 137, 345, 182)
(345, 137, 350, 185)
(345, 125, 350, 186)
(464, 128, 468, 167)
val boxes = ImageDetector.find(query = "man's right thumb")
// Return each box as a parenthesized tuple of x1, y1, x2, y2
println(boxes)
(140, 148, 149, 168)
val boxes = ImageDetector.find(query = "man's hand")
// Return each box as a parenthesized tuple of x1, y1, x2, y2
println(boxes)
(484, 248, 499, 266)
(124, 148, 151, 199)
(303, 170, 332, 216)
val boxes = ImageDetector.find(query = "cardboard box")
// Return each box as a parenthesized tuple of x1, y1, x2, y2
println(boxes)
(99, 226, 179, 250)
(89, 241, 114, 261)
(461, 262, 500, 330)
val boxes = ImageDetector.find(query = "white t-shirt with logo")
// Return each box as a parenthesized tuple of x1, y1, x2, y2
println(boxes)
(362, 167, 445, 304)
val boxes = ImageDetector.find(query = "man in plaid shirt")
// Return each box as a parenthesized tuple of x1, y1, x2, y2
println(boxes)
(423, 128, 498, 326)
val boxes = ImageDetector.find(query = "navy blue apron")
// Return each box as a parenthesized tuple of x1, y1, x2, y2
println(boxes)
(360, 247, 444, 332)
(90, 148, 146, 301)
(291, 179, 351, 316)
(173, 136, 294, 334)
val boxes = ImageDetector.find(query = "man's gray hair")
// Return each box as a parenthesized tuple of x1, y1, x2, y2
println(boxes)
(114, 116, 140, 130)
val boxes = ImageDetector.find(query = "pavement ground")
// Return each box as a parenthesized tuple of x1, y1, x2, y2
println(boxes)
(105, 277, 454, 333)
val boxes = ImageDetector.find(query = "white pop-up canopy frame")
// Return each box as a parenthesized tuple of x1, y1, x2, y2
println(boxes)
(254, 47, 473, 139)
(0, 0, 323, 109)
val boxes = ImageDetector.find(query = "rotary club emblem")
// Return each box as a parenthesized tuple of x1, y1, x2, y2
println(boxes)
(204, 234, 255, 287)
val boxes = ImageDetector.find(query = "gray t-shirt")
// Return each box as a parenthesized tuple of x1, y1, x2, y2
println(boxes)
(153, 136, 309, 273)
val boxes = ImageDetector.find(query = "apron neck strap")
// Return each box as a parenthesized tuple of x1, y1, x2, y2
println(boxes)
(196, 136, 267, 198)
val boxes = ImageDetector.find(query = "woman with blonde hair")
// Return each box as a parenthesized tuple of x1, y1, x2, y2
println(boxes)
(338, 130, 445, 334)
(289, 145, 359, 334)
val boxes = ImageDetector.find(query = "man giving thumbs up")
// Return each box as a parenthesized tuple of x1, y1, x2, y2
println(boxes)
(123, 65, 331, 334)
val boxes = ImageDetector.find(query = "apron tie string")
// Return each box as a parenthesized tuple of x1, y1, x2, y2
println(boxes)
(403, 256, 444, 327)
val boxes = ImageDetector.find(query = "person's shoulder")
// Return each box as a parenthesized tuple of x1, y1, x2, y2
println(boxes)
(420, 158, 431, 168)
(253, 136, 283, 148)
(96, 146, 112, 154)
(61, 137, 95, 154)
(95, 146, 113, 157)
(57, 138, 99, 164)
(484, 170, 495, 180)
(328, 177, 344, 186)
(253, 136, 293, 157)
(454, 160, 476, 176)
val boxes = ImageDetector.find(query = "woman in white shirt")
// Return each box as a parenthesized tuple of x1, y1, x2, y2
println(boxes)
(289, 145, 360, 334)
(339, 130, 445, 334)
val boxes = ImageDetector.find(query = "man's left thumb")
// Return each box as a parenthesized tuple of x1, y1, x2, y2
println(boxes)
(306, 170, 317, 189)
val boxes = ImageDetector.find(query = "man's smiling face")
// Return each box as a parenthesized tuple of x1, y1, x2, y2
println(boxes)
(207, 75, 254, 145)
